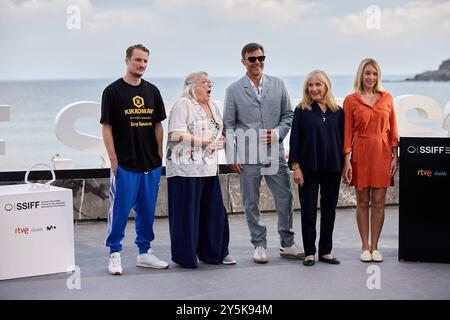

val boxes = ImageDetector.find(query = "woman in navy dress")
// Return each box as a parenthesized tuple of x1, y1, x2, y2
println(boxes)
(289, 70, 344, 266)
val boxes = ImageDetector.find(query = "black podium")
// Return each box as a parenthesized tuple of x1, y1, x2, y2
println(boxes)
(399, 137, 450, 262)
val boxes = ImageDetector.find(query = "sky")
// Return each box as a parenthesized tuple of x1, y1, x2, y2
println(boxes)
(0, 0, 449, 80)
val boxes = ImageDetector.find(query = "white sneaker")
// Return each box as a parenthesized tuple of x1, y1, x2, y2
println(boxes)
(136, 249, 169, 269)
(371, 250, 383, 262)
(222, 255, 237, 265)
(108, 252, 123, 275)
(360, 250, 372, 262)
(253, 246, 268, 264)
(279, 242, 305, 259)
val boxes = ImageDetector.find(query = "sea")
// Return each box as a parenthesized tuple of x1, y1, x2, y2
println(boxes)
(1, 75, 449, 171)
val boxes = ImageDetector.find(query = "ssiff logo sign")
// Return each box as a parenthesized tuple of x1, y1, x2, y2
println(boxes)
(407, 145, 450, 155)
(2, 201, 40, 213)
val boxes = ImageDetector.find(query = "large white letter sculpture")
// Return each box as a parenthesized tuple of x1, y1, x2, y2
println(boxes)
(55, 101, 109, 167)
(0, 105, 10, 156)
(394, 95, 443, 136)
(443, 101, 450, 137)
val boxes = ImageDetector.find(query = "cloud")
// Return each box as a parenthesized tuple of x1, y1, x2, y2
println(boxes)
(82, 7, 157, 33)
(0, 0, 449, 79)
(209, 0, 319, 29)
(330, 0, 450, 40)
(53, 0, 319, 34)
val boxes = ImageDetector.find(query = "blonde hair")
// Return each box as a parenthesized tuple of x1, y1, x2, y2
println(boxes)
(353, 58, 384, 94)
(299, 70, 338, 112)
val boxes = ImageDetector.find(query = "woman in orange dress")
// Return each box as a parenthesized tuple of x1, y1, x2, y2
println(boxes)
(342, 58, 398, 263)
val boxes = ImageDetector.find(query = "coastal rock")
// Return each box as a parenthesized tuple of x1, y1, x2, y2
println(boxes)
(407, 57, 450, 81)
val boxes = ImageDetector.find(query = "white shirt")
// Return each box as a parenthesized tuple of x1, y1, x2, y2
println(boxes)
(247, 75, 263, 100)
(245, 74, 279, 140)
(166, 97, 223, 178)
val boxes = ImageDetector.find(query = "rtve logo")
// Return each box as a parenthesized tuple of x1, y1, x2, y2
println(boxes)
(132, 96, 144, 108)
(407, 145, 450, 155)
(15, 227, 31, 234)
(417, 169, 448, 177)
(417, 169, 433, 177)
(14, 225, 57, 235)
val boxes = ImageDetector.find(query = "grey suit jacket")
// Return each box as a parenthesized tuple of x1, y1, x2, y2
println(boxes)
(223, 74, 293, 163)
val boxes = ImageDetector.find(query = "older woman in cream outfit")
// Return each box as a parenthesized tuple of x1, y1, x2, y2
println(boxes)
(166, 71, 236, 268)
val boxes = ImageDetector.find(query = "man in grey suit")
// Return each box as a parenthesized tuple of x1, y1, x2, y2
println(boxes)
(223, 43, 305, 263)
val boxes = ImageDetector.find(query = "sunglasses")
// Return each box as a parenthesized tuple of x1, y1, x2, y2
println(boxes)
(245, 55, 266, 63)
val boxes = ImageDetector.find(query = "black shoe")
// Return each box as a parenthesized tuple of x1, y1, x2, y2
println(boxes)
(303, 259, 315, 266)
(319, 255, 340, 264)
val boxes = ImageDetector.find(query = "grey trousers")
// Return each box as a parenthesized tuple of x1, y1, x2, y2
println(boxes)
(240, 161, 295, 248)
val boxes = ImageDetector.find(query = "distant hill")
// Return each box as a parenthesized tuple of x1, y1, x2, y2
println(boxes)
(406, 57, 450, 81)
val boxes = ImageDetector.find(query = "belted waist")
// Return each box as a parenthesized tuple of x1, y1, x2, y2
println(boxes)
(354, 132, 390, 152)
(357, 133, 388, 138)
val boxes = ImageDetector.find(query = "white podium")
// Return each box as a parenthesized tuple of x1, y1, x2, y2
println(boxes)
(0, 165, 75, 280)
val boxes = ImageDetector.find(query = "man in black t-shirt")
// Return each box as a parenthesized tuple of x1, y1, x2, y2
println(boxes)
(100, 44, 168, 275)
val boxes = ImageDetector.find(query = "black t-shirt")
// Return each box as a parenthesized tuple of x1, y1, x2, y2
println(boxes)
(100, 78, 166, 172)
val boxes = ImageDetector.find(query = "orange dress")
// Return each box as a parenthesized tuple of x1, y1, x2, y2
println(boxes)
(343, 92, 399, 191)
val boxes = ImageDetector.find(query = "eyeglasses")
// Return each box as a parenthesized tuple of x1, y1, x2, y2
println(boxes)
(245, 55, 266, 63)
(185, 79, 214, 87)
(199, 80, 214, 86)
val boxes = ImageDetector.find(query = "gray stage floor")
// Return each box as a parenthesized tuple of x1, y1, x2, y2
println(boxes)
(1, 206, 449, 300)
